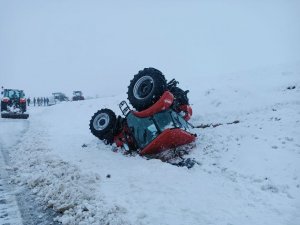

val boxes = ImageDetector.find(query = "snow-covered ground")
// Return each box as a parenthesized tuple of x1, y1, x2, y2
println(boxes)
(1, 63, 300, 225)
(0, 143, 23, 225)
(0, 115, 61, 225)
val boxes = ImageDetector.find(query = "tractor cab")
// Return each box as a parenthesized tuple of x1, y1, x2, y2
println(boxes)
(3, 89, 25, 99)
(72, 91, 84, 101)
(52, 92, 69, 102)
(1, 89, 26, 105)
(126, 109, 194, 155)
(118, 91, 195, 155)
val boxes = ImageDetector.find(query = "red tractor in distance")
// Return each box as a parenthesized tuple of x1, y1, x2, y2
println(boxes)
(1, 88, 29, 119)
(89, 68, 196, 157)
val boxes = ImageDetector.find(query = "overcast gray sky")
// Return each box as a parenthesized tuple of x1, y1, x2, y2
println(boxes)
(1, 0, 300, 97)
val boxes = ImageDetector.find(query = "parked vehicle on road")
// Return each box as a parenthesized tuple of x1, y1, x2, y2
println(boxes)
(1, 88, 29, 119)
(72, 91, 85, 101)
(52, 92, 69, 102)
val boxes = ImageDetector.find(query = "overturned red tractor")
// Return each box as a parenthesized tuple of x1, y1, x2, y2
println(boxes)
(89, 68, 196, 155)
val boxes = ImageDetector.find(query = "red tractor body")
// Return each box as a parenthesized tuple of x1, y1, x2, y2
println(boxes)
(1, 88, 29, 119)
(89, 68, 196, 156)
(113, 91, 196, 155)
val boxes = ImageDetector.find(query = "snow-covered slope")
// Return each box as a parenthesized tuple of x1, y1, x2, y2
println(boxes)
(1, 63, 300, 225)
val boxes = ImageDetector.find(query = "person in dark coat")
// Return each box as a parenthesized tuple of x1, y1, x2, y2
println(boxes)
(27, 97, 31, 106)
(33, 97, 36, 106)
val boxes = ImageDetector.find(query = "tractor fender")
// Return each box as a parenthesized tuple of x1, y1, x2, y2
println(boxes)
(132, 91, 174, 118)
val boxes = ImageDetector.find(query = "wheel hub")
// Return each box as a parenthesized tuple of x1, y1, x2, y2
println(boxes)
(133, 76, 154, 99)
(93, 113, 109, 131)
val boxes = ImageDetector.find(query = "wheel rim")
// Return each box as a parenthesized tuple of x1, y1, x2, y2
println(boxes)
(93, 113, 110, 131)
(133, 76, 154, 99)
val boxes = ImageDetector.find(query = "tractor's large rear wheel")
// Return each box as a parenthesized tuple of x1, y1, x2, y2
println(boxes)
(1, 102, 7, 112)
(127, 68, 167, 111)
(89, 109, 116, 144)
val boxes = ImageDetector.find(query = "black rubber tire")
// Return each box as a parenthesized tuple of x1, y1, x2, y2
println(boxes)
(20, 103, 26, 112)
(89, 109, 117, 144)
(127, 68, 167, 111)
(1, 102, 7, 112)
(169, 87, 189, 105)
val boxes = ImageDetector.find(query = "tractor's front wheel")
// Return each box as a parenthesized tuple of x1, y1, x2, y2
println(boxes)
(89, 109, 117, 144)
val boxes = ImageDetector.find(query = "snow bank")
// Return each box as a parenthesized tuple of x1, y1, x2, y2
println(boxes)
(9, 119, 130, 225)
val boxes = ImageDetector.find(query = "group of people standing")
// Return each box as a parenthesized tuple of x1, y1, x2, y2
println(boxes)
(27, 97, 49, 106)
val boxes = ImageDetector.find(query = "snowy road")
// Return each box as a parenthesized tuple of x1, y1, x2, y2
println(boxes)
(0, 119, 27, 225)
(0, 118, 60, 225)
(0, 145, 23, 225)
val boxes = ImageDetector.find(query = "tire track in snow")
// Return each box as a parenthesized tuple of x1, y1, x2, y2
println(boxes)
(6, 116, 131, 225)
(0, 144, 23, 225)
(0, 118, 61, 225)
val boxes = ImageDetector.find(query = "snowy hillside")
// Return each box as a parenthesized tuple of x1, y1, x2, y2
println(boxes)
(1, 63, 300, 225)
